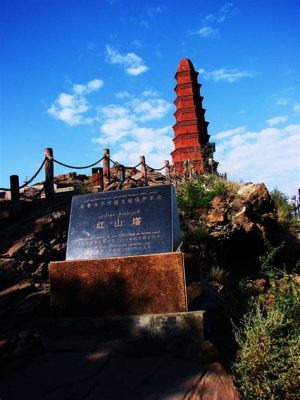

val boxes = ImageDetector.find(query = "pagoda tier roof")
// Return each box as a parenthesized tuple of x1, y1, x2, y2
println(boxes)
(173, 107, 206, 117)
(174, 94, 204, 105)
(177, 58, 195, 72)
(173, 119, 209, 129)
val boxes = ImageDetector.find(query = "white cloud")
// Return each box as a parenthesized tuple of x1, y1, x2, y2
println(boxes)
(47, 78, 103, 126)
(293, 103, 300, 113)
(276, 97, 289, 105)
(105, 45, 148, 76)
(267, 115, 288, 126)
(57, 93, 74, 107)
(47, 94, 90, 126)
(215, 126, 246, 139)
(194, 3, 234, 38)
(217, 3, 234, 22)
(204, 14, 215, 22)
(200, 68, 258, 83)
(98, 105, 129, 119)
(115, 91, 132, 99)
(92, 92, 173, 168)
(126, 65, 148, 76)
(99, 117, 136, 144)
(215, 123, 300, 196)
(131, 40, 142, 48)
(129, 98, 171, 122)
(142, 89, 159, 98)
(195, 26, 219, 38)
(73, 79, 103, 95)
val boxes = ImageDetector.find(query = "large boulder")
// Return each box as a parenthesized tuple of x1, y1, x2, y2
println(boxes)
(186, 182, 277, 273)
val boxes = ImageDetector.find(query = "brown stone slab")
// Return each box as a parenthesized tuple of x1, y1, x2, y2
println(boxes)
(49, 252, 187, 317)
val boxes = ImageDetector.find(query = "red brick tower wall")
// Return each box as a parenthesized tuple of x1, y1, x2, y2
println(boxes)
(171, 58, 210, 175)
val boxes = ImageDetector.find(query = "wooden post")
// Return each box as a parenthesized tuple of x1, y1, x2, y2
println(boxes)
(119, 165, 125, 182)
(103, 149, 110, 189)
(10, 175, 20, 202)
(139, 155, 147, 184)
(172, 164, 177, 188)
(44, 148, 54, 198)
(164, 160, 170, 182)
(99, 167, 104, 190)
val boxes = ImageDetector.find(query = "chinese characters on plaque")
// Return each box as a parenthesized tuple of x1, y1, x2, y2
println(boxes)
(66, 185, 181, 260)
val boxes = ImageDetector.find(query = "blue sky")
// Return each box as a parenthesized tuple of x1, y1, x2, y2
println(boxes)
(1, 0, 300, 196)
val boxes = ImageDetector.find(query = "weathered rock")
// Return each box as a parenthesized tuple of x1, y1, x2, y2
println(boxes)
(51, 243, 66, 261)
(186, 362, 239, 399)
(34, 211, 67, 234)
(0, 282, 35, 313)
(231, 207, 256, 233)
(121, 179, 138, 189)
(32, 262, 48, 279)
(0, 257, 17, 273)
(15, 289, 49, 317)
(0, 281, 33, 299)
(38, 246, 47, 257)
(55, 172, 77, 182)
(34, 214, 54, 233)
(22, 260, 37, 273)
(131, 171, 143, 181)
(4, 235, 34, 258)
(238, 182, 272, 213)
(208, 211, 225, 224)
(184, 181, 278, 272)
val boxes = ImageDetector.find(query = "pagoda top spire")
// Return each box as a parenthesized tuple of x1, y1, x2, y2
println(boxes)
(177, 58, 195, 72)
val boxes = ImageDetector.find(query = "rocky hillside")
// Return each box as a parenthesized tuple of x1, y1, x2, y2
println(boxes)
(1, 173, 298, 319)
(0, 172, 299, 399)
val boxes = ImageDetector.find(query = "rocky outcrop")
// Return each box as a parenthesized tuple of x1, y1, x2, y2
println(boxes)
(0, 202, 69, 320)
(184, 183, 277, 272)
(1, 178, 287, 399)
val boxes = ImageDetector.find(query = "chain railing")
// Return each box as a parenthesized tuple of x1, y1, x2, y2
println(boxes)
(1, 145, 222, 205)
(52, 157, 104, 170)
(1, 147, 174, 202)
(0, 158, 46, 192)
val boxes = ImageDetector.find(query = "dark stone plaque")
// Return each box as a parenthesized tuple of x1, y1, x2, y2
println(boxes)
(66, 184, 181, 260)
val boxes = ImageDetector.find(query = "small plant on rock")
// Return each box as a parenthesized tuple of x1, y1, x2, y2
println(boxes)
(259, 240, 285, 280)
(232, 273, 300, 399)
(206, 266, 229, 284)
(176, 174, 230, 213)
(271, 188, 299, 232)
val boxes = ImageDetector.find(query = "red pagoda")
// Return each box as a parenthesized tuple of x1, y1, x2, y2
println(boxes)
(171, 58, 217, 175)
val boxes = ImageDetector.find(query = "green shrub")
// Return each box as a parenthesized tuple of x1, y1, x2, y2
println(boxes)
(190, 226, 209, 243)
(259, 241, 285, 280)
(270, 188, 299, 231)
(232, 273, 300, 399)
(176, 175, 229, 213)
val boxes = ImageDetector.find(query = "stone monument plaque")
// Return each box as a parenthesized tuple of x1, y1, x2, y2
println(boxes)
(66, 184, 181, 260)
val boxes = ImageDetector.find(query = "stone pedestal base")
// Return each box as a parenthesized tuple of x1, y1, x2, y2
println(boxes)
(49, 252, 187, 317)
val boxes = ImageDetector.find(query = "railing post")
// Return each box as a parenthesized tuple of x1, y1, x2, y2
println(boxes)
(139, 155, 148, 184)
(10, 175, 20, 202)
(99, 167, 104, 190)
(172, 164, 177, 188)
(164, 160, 170, 182)
(44, 148, 54, 198)
(103, 149, 110, 189)
(119, 165, 125, 182)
